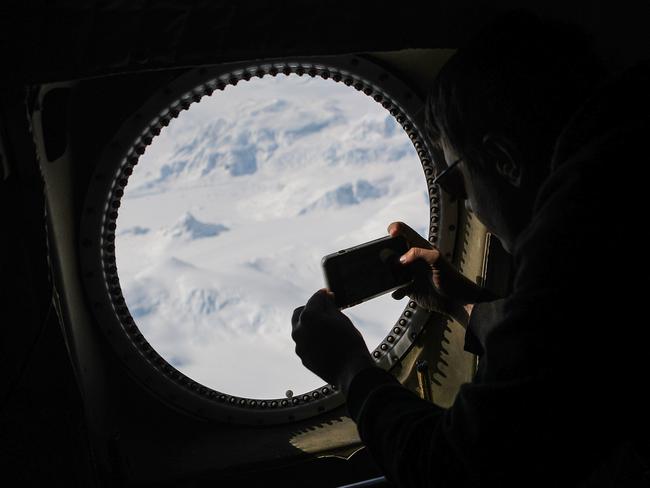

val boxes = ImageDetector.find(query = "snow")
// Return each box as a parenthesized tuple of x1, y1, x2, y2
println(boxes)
(165, 212, 229, 240)
(115, 74, 429, 399)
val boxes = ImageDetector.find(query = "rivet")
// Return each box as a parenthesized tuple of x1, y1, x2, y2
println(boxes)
(373, 351, 381, 358)
(387, 336, 395, 343)
(393, 327, 401, 334)
(399, 319, 407, 326)
(380, 344, 388, 350)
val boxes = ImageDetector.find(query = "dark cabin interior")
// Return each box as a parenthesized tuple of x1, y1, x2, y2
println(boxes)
(1, 2, 648, 486)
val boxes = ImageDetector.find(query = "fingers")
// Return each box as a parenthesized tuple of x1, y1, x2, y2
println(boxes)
(399, 246, 440, 267)
(392, 284, 412, 300)
(387, 221, 431, 249)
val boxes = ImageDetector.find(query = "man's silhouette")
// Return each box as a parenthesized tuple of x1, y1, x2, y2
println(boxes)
(292, 12, 649, 487)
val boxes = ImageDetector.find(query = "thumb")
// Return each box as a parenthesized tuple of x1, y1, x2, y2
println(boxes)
(304, 288, 337, 313)
(399, 247, 440, 266)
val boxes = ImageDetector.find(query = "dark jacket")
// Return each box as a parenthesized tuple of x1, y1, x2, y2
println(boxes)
(347, 62, 650, 487)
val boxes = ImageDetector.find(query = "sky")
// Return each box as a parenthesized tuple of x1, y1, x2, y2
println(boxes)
(115, 74, 430, 399)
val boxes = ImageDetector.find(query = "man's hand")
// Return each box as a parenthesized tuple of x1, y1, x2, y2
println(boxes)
(388, 221, 492, 311)
(292, 289, 375, 395)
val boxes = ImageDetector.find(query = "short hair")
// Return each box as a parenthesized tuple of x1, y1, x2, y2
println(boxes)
(425, 11, 605, 171)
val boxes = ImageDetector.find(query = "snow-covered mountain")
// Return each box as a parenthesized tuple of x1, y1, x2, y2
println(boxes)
(116, 74, 430, 399)
(164, 212, 229, 240)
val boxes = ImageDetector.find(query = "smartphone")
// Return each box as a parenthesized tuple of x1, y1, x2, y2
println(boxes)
(321, 235, 413, 309)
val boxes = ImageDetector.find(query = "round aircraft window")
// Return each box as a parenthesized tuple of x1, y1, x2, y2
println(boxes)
(115, 74, 428, 398)
(80, 57, 456, 424)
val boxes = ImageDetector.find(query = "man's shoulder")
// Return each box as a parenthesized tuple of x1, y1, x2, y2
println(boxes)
(517, 61, 650, 269)
(549, 60, 650, 176)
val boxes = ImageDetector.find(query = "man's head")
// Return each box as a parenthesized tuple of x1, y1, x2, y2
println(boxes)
(425, 12, 605, 251)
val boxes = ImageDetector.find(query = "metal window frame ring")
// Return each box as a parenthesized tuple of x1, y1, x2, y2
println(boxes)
(78, 54, 459, 425)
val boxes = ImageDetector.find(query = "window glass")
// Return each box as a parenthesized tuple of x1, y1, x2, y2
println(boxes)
(116, 75, 429, 398)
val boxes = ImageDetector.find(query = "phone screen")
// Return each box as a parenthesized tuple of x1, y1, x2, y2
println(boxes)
(322, 235, 413, 309)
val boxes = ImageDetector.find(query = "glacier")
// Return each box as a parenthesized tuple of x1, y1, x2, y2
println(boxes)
(115, 74, 430, 399)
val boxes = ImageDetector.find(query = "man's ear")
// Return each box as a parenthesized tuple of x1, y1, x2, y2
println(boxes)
(481, 133, 522, 188)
